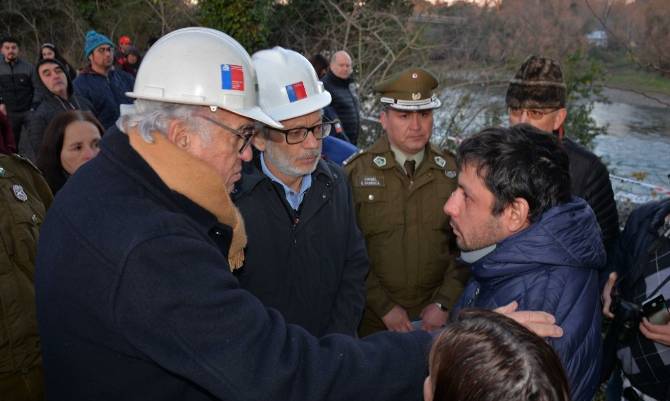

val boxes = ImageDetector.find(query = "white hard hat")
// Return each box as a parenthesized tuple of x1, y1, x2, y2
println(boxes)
(252, 46, 331, 122)
(126, 27, 282, 128)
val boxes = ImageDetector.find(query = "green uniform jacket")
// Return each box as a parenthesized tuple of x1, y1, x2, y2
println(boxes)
(344, 136, 469, 335)
(0, 154, 52, 400)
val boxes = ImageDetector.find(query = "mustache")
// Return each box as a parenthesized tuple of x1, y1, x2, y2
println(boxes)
(298, 150, 321, 160)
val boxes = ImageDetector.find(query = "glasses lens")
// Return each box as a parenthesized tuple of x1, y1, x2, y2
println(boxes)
(509, 108, 522, 117)
(318, 122, 332, 139)
(285, 128, 306, 144)
(528, 110, 545, 120)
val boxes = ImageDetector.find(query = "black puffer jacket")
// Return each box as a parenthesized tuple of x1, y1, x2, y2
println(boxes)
(322, 71, 361, 145)
(0, 58, 41, 112)
(562, 137, 619, 245)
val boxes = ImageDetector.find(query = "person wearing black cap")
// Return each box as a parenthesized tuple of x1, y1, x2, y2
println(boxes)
(505, 55, 619, 253)
(344, 67, 469, 337)
(22, 59, 93, 161)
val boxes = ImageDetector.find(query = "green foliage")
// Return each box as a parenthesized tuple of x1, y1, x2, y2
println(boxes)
(197, 0, 273, 53)
(562, 51, 609, 149)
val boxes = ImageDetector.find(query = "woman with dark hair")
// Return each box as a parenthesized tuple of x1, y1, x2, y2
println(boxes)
(425, 309, 572, 401)
(36, 110, 103, 194)
(38, 43, 77, 81)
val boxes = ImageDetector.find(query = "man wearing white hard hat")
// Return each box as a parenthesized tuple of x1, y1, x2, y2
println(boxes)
(34, 28, 561, 401)
(233, 46, 367, 337)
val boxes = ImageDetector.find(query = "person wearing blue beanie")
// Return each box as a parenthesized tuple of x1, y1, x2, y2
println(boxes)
(73, 30, 134, 129)
(84, 30, 115, 58)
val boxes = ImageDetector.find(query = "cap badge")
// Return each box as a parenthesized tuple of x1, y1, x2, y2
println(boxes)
(411, 72, 418, 79)
(412, 92, 421, 100)
(373, 156, 387, 167)
(12, 184, 28, 202)
(434, 156, 446, 168)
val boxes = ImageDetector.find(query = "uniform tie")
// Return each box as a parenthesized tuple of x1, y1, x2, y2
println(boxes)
(404, 160, 416, 179)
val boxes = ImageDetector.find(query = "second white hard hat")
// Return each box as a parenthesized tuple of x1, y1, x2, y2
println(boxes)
(126, 27, 282, 128)
(252, 46, 332, 122)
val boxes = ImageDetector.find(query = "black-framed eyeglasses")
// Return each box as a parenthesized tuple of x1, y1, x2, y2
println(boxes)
(268, 120, 337, 145)
(197, 115, 259, 154)
(508, 107, 559, 120)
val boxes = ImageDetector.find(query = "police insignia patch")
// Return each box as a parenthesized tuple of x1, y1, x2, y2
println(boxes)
(12, 184, 28, 202)
(446, 170, 457, 179)
(373, 156, 387, 167)
(434, 156, 446, 168)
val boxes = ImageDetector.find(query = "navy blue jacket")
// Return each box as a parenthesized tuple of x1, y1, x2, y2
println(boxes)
(73, 67, 134, 129)
(322, 71, 360, 145)
(453, 198, 605, 401)
(35, 127, 432, 401)
(233, 157, 367, 336)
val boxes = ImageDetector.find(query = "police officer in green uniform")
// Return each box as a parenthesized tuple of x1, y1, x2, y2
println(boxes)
(344, 67, 468, 336)
(0, 153, 52, 401)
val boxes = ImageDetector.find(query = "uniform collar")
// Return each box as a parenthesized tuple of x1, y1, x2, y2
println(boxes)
(389, 143, 425, 170)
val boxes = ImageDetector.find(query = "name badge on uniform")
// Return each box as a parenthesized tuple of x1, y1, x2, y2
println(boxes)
(359, 176, 385, 187)
(12, 184, 28, 202)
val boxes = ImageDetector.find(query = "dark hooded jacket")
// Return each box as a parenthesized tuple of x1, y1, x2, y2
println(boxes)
(453, 197, 606, 401)
(322, 71, 360, 145)
(35, 127, 432, 401)
(73, 66, 134, 129)
(0, 57, 41, 112)
(22, 60, 94, 161)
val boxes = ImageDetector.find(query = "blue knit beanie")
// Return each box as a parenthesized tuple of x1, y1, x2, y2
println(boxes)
(84, 30, 114, 58)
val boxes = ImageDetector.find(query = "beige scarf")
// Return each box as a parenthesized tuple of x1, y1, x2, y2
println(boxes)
(127, 129, 246, 270)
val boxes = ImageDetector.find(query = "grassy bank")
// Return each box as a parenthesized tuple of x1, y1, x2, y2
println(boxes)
(604, 65, 670, 97)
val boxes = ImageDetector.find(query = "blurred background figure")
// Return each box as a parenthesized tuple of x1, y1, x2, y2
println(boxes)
(38, 43, 77, 81)
(322, 50, 360, 145)
(308, 53, 329, 79)
(22, 59, 93, 161)
(36, 110, 103, 194)
(424, 309, 571, 401)
(115, 35, 132, 68)
(0, 102, 16, 154)
(121, 46, 142, 77)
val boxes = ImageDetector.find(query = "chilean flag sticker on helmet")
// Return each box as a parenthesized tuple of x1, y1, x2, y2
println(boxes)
(285, 81, 307, 103)
(221, 64, 244, 91)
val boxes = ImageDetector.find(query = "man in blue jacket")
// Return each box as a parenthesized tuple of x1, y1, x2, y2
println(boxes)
(445, 124, 605, 401)
(36, 28, 562, 401)
(73, 30, 134, 129)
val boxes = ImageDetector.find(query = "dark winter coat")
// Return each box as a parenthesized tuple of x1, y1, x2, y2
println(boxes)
(322, 71, 361, 145)
(22, 92, 93, 161)
(562, 136, 619, 245)
(610, 199, 670, 400)
(453, 197, 606, 401)
(73, 67, 134, 129)
(233, 156, 368, 336)
(35, 127, 432, 401)
(0, 58, 41, 112)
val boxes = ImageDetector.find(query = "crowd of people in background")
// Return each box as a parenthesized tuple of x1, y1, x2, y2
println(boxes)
(0, 25, 668, 401)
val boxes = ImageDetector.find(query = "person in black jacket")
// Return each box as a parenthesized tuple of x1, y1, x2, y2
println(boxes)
(322, 50, 361, 145)
(506, 55, 619, 252)
(234, 46, 367, 337)
(0, 37, 42, 145)
(22, 59, 93, 161)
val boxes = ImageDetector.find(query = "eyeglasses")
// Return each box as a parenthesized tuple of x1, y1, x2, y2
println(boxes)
(268, 120, 337, 145)
(197, 115, 259, 154)
(508, 108, 559, 120)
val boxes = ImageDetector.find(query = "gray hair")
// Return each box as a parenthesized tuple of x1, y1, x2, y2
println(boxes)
(117, 99, 212, 144)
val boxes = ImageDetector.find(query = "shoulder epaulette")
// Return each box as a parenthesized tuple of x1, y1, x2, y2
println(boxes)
(342, 149, 366, 166)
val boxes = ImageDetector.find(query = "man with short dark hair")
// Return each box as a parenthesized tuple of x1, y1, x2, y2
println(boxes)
(73, 30, 134, 129)
(505, 55, 619, 251)
(322, 50, 360, 145)
(0, 37, 42, 145)
(22, 59, 93, 160)
(445, 124, 605, 401)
